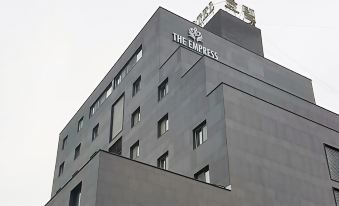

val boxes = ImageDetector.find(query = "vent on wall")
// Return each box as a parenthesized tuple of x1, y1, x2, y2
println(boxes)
(325, 145, 339, 182)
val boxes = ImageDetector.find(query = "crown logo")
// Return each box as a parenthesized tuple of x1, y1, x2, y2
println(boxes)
(188, 27, 203, 43)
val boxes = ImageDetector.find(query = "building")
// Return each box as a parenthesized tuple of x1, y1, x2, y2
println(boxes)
(45, 7, 339, 206)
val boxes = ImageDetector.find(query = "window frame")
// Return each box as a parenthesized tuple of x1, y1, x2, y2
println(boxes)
(130, 140, 140, 160)
(113, 46, 142, 89)
(157, 151, 169, 170)
(62, 135, 68, 150)
(131, 107, 141, 128)
(58, 162, 64, 177)
(157, 114, 169, 137)
(193, 120, 207, 149)
(132, 76, 141, 97)
(74, 144, 81, 160)
(92, 123, 99, 141)
(77, 117, 84, 132)
(158, 78, 168, 101)
(194, 165, 210, 183)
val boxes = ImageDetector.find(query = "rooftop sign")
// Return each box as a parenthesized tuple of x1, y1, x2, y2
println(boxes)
(172, 27, 219, 60)
(194, 1, 256, 27)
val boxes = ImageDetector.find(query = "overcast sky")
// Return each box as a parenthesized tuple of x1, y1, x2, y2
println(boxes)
(0, 0, 339, 205)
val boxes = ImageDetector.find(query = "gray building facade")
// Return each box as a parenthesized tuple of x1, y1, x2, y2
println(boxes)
(46, 7, 339, 206)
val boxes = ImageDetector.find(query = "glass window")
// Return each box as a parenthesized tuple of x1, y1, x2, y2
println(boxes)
(158, 114, 168, 137)
(114, 46, 142, 89)
(90, 84, 112, 117)
(334, 188, 339, 206)
(74, 144, 81, 160)
(158, 78, 168, 101)
(69, 182, 82, 206)
(157, 152, 168, 170)
(58, 162, 64, 177)
(62, 136, 68, 150)
(130, 141, 140, 160)
(325, 145, 339, 182)
(109, 137, 122, 155)
(77, 117, 84, 132)
(193, 121, 207, 149)
(132, 76, 141, 97)
(131, 107, 141, 128)
(92, 124, 99, 141)
(194, 166, 210, 183)
(111, 95, 124, 139)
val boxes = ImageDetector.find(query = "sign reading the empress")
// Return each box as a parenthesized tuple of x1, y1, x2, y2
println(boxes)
(172, 27, 219, 60)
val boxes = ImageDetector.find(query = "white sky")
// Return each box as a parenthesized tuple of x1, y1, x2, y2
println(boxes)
(0, 0, 338, 205)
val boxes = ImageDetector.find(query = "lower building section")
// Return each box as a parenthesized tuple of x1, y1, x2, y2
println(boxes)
(46, 151, 233, 206)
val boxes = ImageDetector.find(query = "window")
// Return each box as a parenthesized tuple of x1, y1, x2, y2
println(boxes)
(325, 145, 339, 182)
(193, 121, 207, 149)
(114, 46, 142, 89)
(111, 95, 124, 140)
(194, 166, 210, 183)
(109, 137, 122, 155)
(334, 188, 339, 206)
(158, 78, 168, 101)
(62, 136, 68, 150)
(130, 141, 140, 160)
(69, 182, 82, 206)
(58, 162, 64, 177)
(77, 117, 84, 132)
(132, 76, 141, 97)
(74, 144, 81, 160)
(157, 151, 168, 170)
(131, 107, 140, 128)
(92, 124, 99, 141)
(158, 114, 169, 137)
(90, 84, 113, 117)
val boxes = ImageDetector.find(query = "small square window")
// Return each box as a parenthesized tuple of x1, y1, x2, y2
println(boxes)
(62, 136, 68, 150)
(158, 114, 168, 137)
(109, 137, 122, 155)
(58, 162, 64, 177)
(158, 78, 168, 101)
(193, 121, 207, 149)
(131, 107, 141, 128)
(77, 117, 84, 132)
(130, 141, 140, 160)
(132, 76, 141, 97)
(92, 124, 99, 141)
(74, 144, 81, 160)
(194, 166, 210, 183)
(157, 151, 168, 170)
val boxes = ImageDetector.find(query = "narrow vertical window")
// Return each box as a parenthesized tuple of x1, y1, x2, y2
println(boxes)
(77, 117, 84, 132)
(130, 141, 140, 160)
(158, 78, 168, 101)
(193, 121, 207, 149)
(158, 114, 169, 137)
(109, 137, 122, 155)
(132, 76, 141, 97)
(194, 166, 210, 183)
(58, 162, 64, 177)
(111, 95, 124, 140)
(92, 124, 99, 141)
(62, 136, 68, 150)
(74, 144, 81, 160)
(131, 107, 141, 128)
(157, 151, 168, 170)
(334, 188, 339, 206)
(69, 182, 82, 206)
